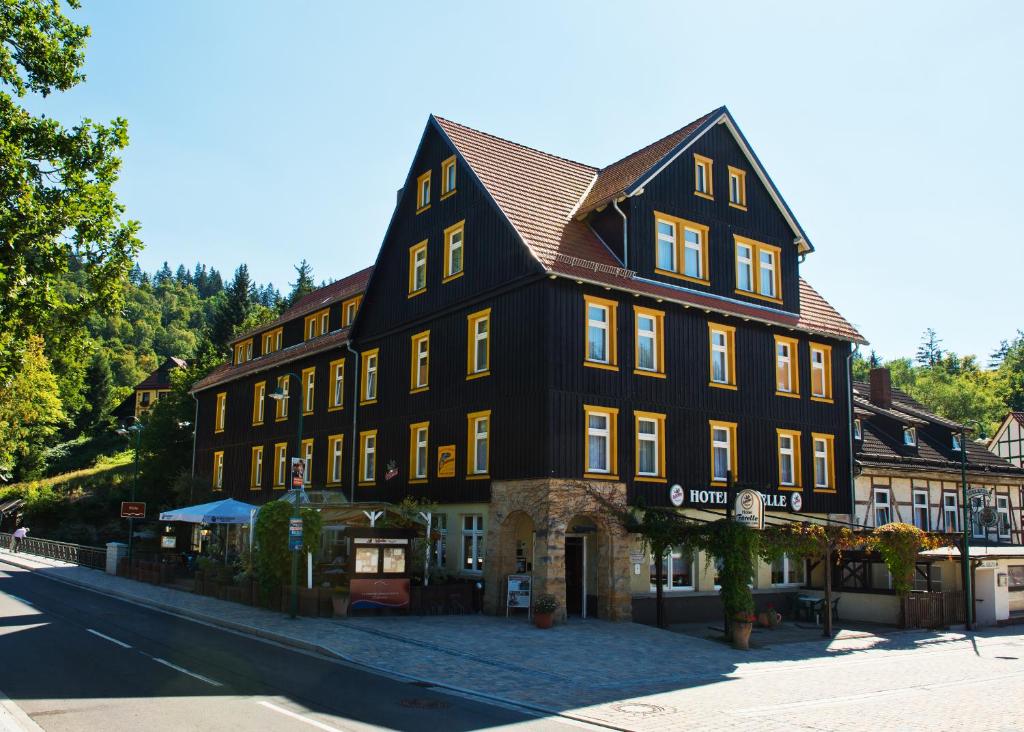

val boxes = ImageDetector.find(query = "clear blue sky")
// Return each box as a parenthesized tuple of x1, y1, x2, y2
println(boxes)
(37, 1, 1022, 361)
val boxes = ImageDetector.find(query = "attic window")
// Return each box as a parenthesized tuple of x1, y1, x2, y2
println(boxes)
(853, 418, 862, 440)
(728, 166, 747, 210)
(951, 433, 962, 451)
(416, 171, 431, 213)
(694, 154, 714, 200)
(441, 156, 456, 199)
(903, 427, 917, 447)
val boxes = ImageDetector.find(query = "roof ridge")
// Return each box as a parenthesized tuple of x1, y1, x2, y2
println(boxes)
(433, 115, 598, 172)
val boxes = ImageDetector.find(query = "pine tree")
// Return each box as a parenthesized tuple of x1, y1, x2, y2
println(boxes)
(915, 329, 943, 367)
(211, 264, 253, 350)
(154, 261, 173, 286)
(175, 264, 190, 285)
(288, 260, 315, 305)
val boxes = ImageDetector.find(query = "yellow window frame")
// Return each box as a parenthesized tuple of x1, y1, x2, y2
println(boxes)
(466, 308, 491, 380)
(809, 342, 833, 403)
(252, 381, 266, 425)
(301, 366, 315, 415)
(776, 428, 802, 491)
(709, 419, 738, 486)
(633, 305, 665, 378)
(583, 404, 619, 481)
(214, 392, 227, 433)
(360, 348, 379, 405)
(707, 322, 737, 390)
(408, 240, 428, 297)
(774, 334, 800, 398)
(341, 295, 362, 327)
(301, 437, 313, 487)
(634, 410, 666, 483)
(409, 421, 430, 484)
(416, 170, 431, 213)
(250, 445, 264, 490)
(234, 338, 253, 365)
(727, 165, 747, 210)
(273, 442, 288, 489)
(326, 434, 344, 486)
(358, 429, 377, 486)
(304, 308, 329, 340)
(440, 155, 457, 199)
(410, 330, 430, 393)
(466, 410, 491, 479)
(443, 220, 465, 282)
(328, 358, 345, 411)
(262, 327, 283, 355)
(652, 211, 710, 285)
(694, 154, 714, 200)
(212, 450, 224, 490)
(811, 433, 837, 493)
(583, 294, 619, 371)
(734, 235, 782, 304)
(275, 375, 289, 420)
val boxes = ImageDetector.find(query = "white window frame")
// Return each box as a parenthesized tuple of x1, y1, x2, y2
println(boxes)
(943, 494, 959, 533)
(332, 362, 344, 408)
(736, 243, 753, 292)
(303, 440, 313, 487)
(656, 218, 677, 273)
(710, 328, 729, 385)
(810, 347, 827, 398)
(587, 411, 612, 474)
(758, 248, 777, 299)
(636, 313, 657, 372)
(776, 341, 793, 393)
(214, 452, 224, 489)
(972, 495, 986, 539)
(414, 425, 428, 480)
(473, 314, 489, 374)
(362, 433, 376, 483)
(683, 226, 704, 280)
(414, 334, 429, 389)
(471, 413, 489, 475)
(253, 448, 263, 488)
(462, 514, 484, 574)
(853, 418, 862, 440)
(650, 547, 695, 592)
(912, 490, 930, 530)
(305, 370, 315, 413)
(712, 426, 732, 483)
(331, 437, 343, 484)
(276, 444, 287, 487)
(779, 433, 796, 487)
(256, 383, 265, 423)
(413, 246, 427, 292)
(813, 437, 830, 489)
(447, 227, 463, 277)
(771, 553, 805, 586)
(874, 489, 892, 527)
(636, 416, 659, 477)
(587, 302, 610, 364)
(904, 427, 917, 446)
(997, 495, 1011, 539)
(364, 353, 378, 402)
(951, 433, 962, 451)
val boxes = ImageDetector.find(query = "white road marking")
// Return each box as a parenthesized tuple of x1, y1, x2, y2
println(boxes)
(86, 628, 132, 649)
(152, 658, 223, 687)
(257, 701, 349, 731)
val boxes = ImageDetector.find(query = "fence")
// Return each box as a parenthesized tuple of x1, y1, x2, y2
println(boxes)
(904, 590, 966, 629)
(0, 533, 106, 570)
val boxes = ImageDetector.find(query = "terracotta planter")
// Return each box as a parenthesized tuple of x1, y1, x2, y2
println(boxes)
(534, 612, 554, 629)
(732, 621, 753, 650)
(332, 593, 350, 618)
(757, 612, 771, 628)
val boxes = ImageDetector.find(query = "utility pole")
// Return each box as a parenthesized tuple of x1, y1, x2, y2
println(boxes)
(959, 425, 974, 630)
(117, 423, 144, 569)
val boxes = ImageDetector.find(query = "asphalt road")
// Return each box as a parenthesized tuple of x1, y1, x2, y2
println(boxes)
(0, 559, 590, 732)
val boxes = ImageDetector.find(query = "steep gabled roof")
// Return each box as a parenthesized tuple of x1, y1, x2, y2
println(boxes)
(136, 356, 188, 390)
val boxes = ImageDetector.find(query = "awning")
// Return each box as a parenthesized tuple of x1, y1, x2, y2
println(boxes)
(921, 545, 1024, 561)
(159, 498, 259, 525)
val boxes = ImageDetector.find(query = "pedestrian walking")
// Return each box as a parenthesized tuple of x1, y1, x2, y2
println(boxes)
(12, 526, 28, 553)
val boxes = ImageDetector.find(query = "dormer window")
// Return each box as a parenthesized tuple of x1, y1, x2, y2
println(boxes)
(903, 427, 917, 447)
(693, 154, 713, 199)
(951, 433, 962, 451)
(853, 418, 862, 440)
(416, 171, 431, 213)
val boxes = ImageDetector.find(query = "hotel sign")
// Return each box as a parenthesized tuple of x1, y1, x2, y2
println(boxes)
(734, 489, 765, 529)
(675, 487, 801, 512)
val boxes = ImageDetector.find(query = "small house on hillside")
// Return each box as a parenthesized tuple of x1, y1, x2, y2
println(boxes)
(114, 356, 188, 422)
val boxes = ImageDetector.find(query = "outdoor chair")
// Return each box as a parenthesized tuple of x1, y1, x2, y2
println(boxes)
(813, 597, 840, 625)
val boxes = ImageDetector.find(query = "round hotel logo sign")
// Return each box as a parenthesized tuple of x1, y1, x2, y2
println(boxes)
(669, 484, 685, 507)
(790, 493, 803, 512)
(734, 489, 765, 529)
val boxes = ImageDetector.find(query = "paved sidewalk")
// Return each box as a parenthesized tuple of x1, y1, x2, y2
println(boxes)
(2, 548, 1023, 731)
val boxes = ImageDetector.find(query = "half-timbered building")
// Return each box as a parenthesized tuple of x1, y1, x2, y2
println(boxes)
(989, 412, 1024, 468)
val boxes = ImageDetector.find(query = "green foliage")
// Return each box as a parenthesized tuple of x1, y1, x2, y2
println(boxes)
(253, 500, 323, 593)
(866, 523, 951, 597)
(288, 259, 315, 306)
(0, 336, 65, 478)
(701, 520, 758, 617)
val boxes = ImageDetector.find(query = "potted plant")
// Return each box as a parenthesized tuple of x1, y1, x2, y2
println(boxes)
(331, 586, 351, 618)
(732, 611, 756, 650)
(533, 594, 559, 629)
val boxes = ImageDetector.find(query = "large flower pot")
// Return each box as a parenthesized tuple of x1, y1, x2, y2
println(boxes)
(732, 621, 753, 650)
(534, 612, 554, 629)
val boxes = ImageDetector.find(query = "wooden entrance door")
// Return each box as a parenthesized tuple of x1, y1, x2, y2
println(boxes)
(565, 536, 584, 616)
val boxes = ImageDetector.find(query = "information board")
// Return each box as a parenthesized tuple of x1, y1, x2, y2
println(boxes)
(506, 573, 532, 617)
(288, 517, 303, 551)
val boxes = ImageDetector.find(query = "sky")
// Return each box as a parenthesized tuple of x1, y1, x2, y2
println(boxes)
(33, 0, 1023, 361)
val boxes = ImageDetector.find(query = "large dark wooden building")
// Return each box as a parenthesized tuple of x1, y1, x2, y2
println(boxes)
(192, 107, 866, 621)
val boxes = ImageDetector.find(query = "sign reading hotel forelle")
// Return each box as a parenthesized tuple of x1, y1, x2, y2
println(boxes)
(674, 486, 798, 512)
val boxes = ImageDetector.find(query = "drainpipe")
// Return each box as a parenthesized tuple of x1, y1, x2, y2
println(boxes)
(346, 342, 360, 504)
(190, 393, 199, 479)
(612, 198, 628, 268)
(846, 344, 858, 520)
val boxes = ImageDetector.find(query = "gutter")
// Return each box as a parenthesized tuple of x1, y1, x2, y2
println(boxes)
(847, 344, 858, 519)
(611, 198, 628, 268)
(190, 393, 199, 479)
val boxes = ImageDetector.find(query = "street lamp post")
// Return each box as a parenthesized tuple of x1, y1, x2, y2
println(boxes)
(958, 419, 983, 631)
(116, 422, 144, 568)
(269, 372, 304, 619)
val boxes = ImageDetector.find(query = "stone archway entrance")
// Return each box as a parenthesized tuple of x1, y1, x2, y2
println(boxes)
(483, 480, 632, 621)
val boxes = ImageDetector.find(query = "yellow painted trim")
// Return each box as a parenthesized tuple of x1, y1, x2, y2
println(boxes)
(633, 305, 665, 377)
(325, 434, 344, 486)
(441, 155, 457, 198)
(410, 330, 430, 393)
(301, 366, 315, 416)
(303, 308, 330, 341)
(811, 432, 837, 493)
(328, 358, 345, 411)
(466, 308, 491, 379)
(443, 219, 466, 282)
(252, 381, 266, 426)
(466, 409, 492, 478)
(583, 294, 619, 371)
(358, 429, 378, 486)
(776, 428, 802, 491)
(634, 410, 667, 482)
(300, 437, 314, 487)
(409, 421, 430, 483)
(416, 170, 431, 212)
(234, 338, 253, 365)
(727, 165, 747, 209)
(212, 450, 224, 491)
(274, 375, 289, 421)
(773, 334, 800, 398)
(709, 382, 738, 391)
(694, 154, 714, 198)
(584, 404, 619, 479)
(810, 397, 835, 404)
(214, 392, 227, 433)
(250, 445, 263, 490)
(708, 419, 738, 485)
(734, 234, 783, 304)
(272, 442, 288, 489)
(652, 211, 711, 284)
(261, 326, 283, 355)
(359, 348, 379, 406)
(341, 295, 362, 328)
(707, 322, 737, 389)
(407, 240, 428, 297)
(809, 341, 833, 401)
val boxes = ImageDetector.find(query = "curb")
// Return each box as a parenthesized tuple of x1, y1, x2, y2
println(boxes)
(0, 553, 629, 731)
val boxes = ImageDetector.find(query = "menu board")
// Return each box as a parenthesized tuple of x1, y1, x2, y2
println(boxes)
(506, 573, 532, 617)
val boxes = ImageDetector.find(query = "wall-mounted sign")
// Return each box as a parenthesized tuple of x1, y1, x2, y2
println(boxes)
(966, 487, 990, 501)
(790, 493, 803, 512)
(437, 445, 455, 478)
(290, 458, 306, 488)
(160, 535, 177, 549)
(669, 484, 685, 507)
(734, 489, 764, 529)
(979, 507, 999, 528)
(121, 501, 146, 518)
(629, 550, 646, 565)
(672, 487, 790, 510)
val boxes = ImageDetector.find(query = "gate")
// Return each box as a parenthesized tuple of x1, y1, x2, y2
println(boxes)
(904, 590, 966, 629)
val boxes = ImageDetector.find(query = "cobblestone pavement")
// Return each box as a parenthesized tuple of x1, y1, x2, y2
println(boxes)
(3, 549, 1023, 731)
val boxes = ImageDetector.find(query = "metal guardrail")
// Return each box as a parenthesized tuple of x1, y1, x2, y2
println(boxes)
(0, 532, 105, 570)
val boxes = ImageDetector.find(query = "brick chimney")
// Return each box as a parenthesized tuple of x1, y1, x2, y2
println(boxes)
(870, 367, 892, 409)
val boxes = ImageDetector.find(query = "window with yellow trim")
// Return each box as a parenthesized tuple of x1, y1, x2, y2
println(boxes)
(694, 154, 714, 199)
(359, 430, 377, 485)
(443, 220, 465, 282)
(252, 381, 266, 425)
(584, 295, 618, 370)
(212, 450, 224, 490)
(410, 330, 430, 393)
(653, 211, 709, 284)
(250, 446, 264, 489)
(360, 348, 379, 404)
(408, 240, 427, 296)
(441, 155, 457, 199)
(301, 438, 313, 487)
(342, 296, 362, 327)
(273, 442, 288, 488)
(234, 338, 253, 365)
(304, 308, 330, 340)
(809, 343, 833, 402)
(774, 335, 799, 397)
(811, 433, 836, 492)
(776, 429, 801, 490)
(634, 305, 665, 377)
(214, 392, 227, 433)
(709, 420, 737, 485)
(584, 405, 619, 479)
(708, 323, 737, 389)
(734, 235, 782, 302)
(329, 358, 345, 411)
(634, 411, 666, 482)
(409, 422, 429, 483)
(467, 411, 491, 478)
(416, 170, 431, 212)
(326, 434, 344, 485)
(728, 166, 747, 210)
(275, 375, 289, 420)
(262, 327, 283, 355)
(467, 309, 490, 379)
(302, 366, 315, 415)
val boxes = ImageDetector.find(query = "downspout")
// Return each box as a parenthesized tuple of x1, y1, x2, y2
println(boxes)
(190, 393, 199, 478)
(612, 198, 628, 268)
(346, 342, 360, 504)
(847, 344, 859, 520)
